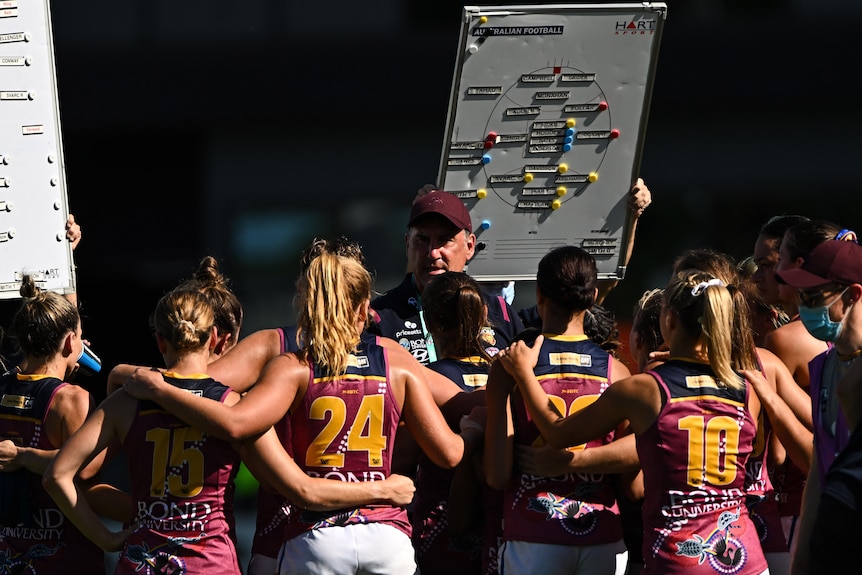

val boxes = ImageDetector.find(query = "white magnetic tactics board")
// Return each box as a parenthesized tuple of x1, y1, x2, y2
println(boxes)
(438, 3, 667, 281)
(0, 0, 75, 299)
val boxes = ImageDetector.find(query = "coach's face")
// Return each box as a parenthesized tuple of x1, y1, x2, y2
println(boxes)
(406, 215, 476, 293)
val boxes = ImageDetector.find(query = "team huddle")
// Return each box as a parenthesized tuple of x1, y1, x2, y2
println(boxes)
(0, 185, 859, 575)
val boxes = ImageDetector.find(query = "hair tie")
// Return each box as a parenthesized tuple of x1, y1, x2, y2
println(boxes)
(835, 229, 859, 243)
(691, 278, 725, 296)
(177, 319, 196, 332)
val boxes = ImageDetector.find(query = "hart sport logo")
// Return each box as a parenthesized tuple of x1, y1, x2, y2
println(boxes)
(614, 18, 657, 35)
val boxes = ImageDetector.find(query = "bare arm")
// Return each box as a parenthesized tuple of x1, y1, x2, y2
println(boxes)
(497, 336, 655, 448)
(742, 365, 812, 474)
(389, 346, 482, 470)
(515, 433, 640, 477)
(125, 356, 300, 441)
(43, 392, 137, 552)
(207, 329, 284, 393)
(240, 427, 415, 511)
(597, 178, 651, 304)
(483, 360, 515, 491)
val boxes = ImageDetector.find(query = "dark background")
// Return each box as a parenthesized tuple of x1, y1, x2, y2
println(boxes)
(46, 1, 862, 401)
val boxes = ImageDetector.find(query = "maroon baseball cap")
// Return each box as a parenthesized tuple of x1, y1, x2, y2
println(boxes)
(408, 190, 472, 232)
(776, 239, 862, 289)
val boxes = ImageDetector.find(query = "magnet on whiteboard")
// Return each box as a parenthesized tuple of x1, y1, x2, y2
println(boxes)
(468, 44, 479, 54)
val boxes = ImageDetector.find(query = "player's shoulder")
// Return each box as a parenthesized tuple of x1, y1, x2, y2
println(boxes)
(765, 321, 825, 358)
(51, 381, 93, 411)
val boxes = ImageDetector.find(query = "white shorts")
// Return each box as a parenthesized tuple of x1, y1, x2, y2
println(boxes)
(499, 539, 628, 575)
(277, 523, 418, 575)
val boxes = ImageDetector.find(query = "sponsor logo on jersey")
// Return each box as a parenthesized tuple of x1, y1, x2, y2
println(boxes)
(685, 375, 720, 389)
(549, 352, 592, 367)
(462, 374, 488, 388)
(347, 354, 369, 368)
(404, 321, 418, 329)
(0, 393, 33, 409)
(479, 327, 497, 347)
(412, 349, 429, 364)
(395, 327, 423, 339)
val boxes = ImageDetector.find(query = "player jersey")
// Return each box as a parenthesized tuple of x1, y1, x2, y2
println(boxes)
(639, 359, 768, 575)
(0, 372, 104, 574)
(427, 356, 489, 392)
(413, 356, 490, 575)
(117, 373, 242, 575)
(504, 334, 623, 547)
(283, 340, 410, 540)
(251, 327, 387, 560)
(369, 273, 524, 365)
(743, 354, 786, 553)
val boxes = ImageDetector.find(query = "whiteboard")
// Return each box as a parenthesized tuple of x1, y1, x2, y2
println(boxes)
(0, 0, 75, 298)
(438, 3, 667, 281)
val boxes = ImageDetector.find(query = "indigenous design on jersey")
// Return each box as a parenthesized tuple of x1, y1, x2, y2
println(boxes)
(118, 374, 242, 575)
(505, 334, 622, 547)
(284, 341, 410, 539)
(0, 372, 104, 574)
(639, 359, 768, 575)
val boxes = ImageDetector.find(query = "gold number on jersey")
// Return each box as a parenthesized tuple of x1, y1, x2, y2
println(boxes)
(306, 395, 387, 468)
(678, 415, 740, 487)
(145, 427, 205, 498)
(547, 393, 600, 451)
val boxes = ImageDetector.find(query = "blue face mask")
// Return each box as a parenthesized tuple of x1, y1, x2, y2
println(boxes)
(798, 288, 849, 342)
